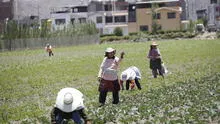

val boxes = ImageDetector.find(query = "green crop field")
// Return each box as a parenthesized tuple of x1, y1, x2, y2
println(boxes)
(0, 39, 219, 123)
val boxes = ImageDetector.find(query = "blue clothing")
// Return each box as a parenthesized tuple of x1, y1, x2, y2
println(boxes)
(51, 107, 89, 124)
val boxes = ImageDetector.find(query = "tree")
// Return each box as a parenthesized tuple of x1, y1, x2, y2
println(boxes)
(151, 3, 160, 34)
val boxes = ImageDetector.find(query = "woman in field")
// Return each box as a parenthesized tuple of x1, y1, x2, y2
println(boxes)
(120, 66, 142, 90)
(51, 87, 91, 124)
(45, 43, 54, 56)
(147, 42, 164, 78)
(98, 47, 125, 106)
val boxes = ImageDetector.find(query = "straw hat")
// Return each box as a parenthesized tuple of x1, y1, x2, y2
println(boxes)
(55, 87, 84, 112)
(151, 42, 158, 46)
(105, 47, 115, 53)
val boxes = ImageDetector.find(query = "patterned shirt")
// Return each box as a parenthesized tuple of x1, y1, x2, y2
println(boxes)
(148, 48, 161, 60)
(98, 57, 122, 81)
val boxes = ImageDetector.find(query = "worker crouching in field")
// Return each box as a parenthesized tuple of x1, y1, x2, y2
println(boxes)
(98, 47, 125, 107)
(51, 87, 91, 124)
(45, 43, 54, 57)
(120, 66, 142, 90)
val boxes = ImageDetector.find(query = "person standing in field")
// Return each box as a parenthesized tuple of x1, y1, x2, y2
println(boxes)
(51, 87, 91, 124)
(147, 42, 164, 78)
(120, 66, 142, 90)
(45, 43, 54, 57)
(98, 47, 125, 106)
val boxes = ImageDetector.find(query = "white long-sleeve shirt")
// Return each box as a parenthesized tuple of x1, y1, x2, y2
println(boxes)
(98, 57, 122, 81)
(120, 66, 141, 81)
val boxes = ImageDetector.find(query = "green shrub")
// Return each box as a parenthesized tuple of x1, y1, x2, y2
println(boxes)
(157, 30, 165, 34)
(129, 32, 138, 36)
(100, 35, 131, 43)
(114, 27, 123, 36)
(100, 34, 115, 37)
(216, 31, 220, 38)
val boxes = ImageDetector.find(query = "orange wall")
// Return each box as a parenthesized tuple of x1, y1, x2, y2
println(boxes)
(157, 8, 181, 31)
(128, 22, 138, 33)
(136, 8, 152, 31)
(129, 6, 181, 32)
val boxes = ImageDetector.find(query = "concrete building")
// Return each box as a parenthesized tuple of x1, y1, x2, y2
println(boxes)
(1, 0, 186, 35)
(6, 0, 89, 24)
(128, 0, 182, 33)
(50, 5, 89, 31)
(88, 0, 129, 35)
(184, 0, 220, 28)
(49, 0, 129, 35)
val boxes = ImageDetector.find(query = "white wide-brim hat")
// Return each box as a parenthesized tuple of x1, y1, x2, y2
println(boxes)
(105, 47, 115, 53)
(121, 72, 128, 81)
(55, 87, 84, 113)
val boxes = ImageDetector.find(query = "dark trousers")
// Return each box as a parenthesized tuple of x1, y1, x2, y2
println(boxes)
(49, 51, 54, 56)
(125, 77, 142, 90)
(99, 91, 119, 104)
(150, 59, 163, 78)
(55, 111, 82, 124)
(152, 69, 164, 78)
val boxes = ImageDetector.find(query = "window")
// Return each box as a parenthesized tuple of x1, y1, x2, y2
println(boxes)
(153, 13, 161, 19)
(72, 7, 88, 13)
(96, 17, 102, 23)
(140, 25, 148, 31)
(79, 18, 86, 23)
(136, 3, 151, 9)
(115, 16, 126, 23)
(196, 9, 207, 19)
(105, 16, 113, 23)
(210, 0, 217, 4)
(78, 7, 87, 12)
(55, 19, 65, 25)
(73, 8, 78, 13)
(156, 13, 161, 19)
(167, 12, 176, 19)
(104, 5, 113, 11)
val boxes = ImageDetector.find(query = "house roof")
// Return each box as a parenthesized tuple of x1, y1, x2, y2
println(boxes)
(146, 7, 182, 14)
(155, 7, 182, 12)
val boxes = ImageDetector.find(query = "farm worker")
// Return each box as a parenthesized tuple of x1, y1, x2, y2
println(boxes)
(98, 47, 125, 107)
(147, 41, 164, 78)
(120, 66, 142, 90)
(45, 43, 54, 56)
(51, 87, 91, 124)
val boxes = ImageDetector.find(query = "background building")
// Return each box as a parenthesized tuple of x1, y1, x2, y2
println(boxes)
(0, 0, 14, 33)
(88, 0, 129, 35)
(129, 0, 182, 33)
(184, 0, 220, 28)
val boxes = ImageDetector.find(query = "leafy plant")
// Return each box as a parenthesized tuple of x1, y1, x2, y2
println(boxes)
(114, 27, 123, 36)
(0, 39, 219, 123)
